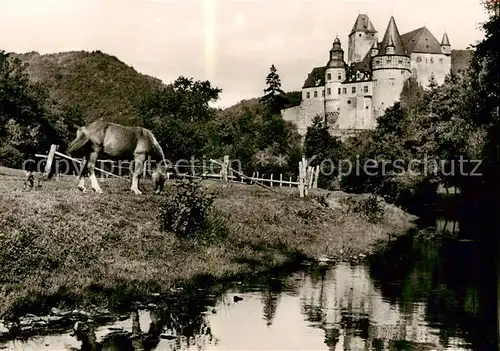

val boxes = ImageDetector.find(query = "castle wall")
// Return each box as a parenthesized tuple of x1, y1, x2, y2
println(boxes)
(409, 53, 451, 87)
(285, 90, 326, 135)
(337, 81, 374, 129)
(348, 32, 378, 64)
(281, 105, 300, 125)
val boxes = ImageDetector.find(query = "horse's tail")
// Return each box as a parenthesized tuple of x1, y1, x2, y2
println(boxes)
(67, 127, 89, 155)
(147, 130, 168, 170)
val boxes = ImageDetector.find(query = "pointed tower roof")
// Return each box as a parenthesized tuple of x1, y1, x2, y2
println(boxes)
(387, 35, 395, 47)
(350, 14, 377, 35)
(379, 16, 406, 55)
(400, 26, 443, 54)
(441, 32, 450, 46)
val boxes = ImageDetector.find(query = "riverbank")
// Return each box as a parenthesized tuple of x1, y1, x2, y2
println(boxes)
(0, 167, 417, 321)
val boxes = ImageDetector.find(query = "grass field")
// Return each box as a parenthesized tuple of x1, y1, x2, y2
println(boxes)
(0, 167, 416, 319)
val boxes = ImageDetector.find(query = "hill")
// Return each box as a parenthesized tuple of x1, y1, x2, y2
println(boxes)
(12, 50, 163, 126)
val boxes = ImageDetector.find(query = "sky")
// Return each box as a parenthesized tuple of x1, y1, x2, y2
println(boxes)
(0, 0, 491, 108)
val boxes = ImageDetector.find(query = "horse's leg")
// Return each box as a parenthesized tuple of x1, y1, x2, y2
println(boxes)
(88, 149, 103, 194)
(131, 154, 145, 195)
(77, 157, 88, 192)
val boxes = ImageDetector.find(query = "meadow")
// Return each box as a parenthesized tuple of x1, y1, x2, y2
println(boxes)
(0, 167, 416, 319)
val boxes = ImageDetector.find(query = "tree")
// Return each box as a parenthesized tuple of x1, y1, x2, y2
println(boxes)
(261, 64, 287, 114)
(139, 76, 222, 160)
(304, 115, 343, 188)
(0, 51, 66, 168)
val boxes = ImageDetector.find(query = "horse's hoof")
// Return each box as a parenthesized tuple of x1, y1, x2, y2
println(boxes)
(131, 189, 142, 195)
(79, 187, 87, 193)
(93, 188, 103, 194)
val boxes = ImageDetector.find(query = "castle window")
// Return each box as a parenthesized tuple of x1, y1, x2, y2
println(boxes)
(338, 88, 341, 94)
(387, 58, 391, 64)
(322, 90, 325, 97)
(430, 57, 434, 64)
(375, 59, 380, 65)
(327, 73, 331, 80)
(306, 92, 310, 99)
(347, 100, 351, 104)
(439, 58, 443, 64)
(398, 59, 403, 64)
(364, 85, 368, 93)
(343, 87, 347, 94)
(417, 56, 422, 63)
(401, 70, 405, 74)
(338, 75, 341, 80)
(314, 91, 318, 98)
(352, 87, 356, 94)
(389, 78, 395, 86)
(327, 88, 331, 95)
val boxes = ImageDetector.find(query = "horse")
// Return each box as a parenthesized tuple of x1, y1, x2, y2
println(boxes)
(66, 119, 168, 195)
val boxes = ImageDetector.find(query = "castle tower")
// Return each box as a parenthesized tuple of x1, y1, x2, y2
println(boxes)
(371, 16, 411, 126)
(441, 32, 451, 55)
(347, 14, 378, 65)
(325, 36, 347, 114)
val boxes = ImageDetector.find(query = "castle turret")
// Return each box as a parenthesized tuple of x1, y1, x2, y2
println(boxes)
(371, 16, 411, 126)
(325, 36, 347, 113)
(348, 14, 378, 65)
(370, 43, 379, 57)
(441, 32, 451, 55)
(385, 36, 395, 55)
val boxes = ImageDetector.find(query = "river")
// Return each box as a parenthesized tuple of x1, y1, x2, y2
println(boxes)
(2, 218, 496, 351)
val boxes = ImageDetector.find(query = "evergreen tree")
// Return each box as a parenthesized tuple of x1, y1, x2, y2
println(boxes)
(261, 64, 287, 114)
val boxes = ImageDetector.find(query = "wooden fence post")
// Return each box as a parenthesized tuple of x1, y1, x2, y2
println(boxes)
(43, 144, 58, 179)
(299, 156, 308, 197)
(289, 176, 292, 187)
(279, 174, 283, 187)
(222, 155, 229, 182)
(308, 166, 314, 189)
(313, 165, 320, 189)
(270, 174, 273, 187)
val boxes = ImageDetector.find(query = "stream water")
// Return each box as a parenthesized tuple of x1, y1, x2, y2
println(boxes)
(1, 219, 496, 351)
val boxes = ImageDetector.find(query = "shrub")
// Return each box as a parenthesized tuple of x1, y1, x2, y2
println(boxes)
(339, 195, 385, 223)
(157, 178, 223, 241)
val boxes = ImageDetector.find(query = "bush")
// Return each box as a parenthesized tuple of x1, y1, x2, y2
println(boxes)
(339, 195, 385, 223)
(157, 178, 224, 241)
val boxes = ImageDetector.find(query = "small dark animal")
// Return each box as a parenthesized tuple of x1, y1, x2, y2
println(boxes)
(24, 171, 41, 190)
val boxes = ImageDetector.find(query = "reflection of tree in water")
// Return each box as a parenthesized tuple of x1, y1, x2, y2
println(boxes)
(99, 286, 220, 351)
(368, 233, 497, 350)
(261, 278, 283, 327)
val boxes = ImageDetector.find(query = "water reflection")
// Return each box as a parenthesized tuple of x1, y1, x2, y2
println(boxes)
(2, 234, 495, 350)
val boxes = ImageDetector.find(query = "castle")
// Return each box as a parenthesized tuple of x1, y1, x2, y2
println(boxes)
(281, 14, 452, 137)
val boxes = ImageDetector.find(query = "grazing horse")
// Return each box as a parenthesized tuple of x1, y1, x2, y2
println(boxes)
(67, 120, 168, 195)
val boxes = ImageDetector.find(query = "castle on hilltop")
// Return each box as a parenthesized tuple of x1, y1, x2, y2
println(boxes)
(281, 14, 452, 137)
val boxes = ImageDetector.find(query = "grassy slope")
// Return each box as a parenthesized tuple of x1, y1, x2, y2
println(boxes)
(12, 51, 163, 125)
(0, 167, 415, 318)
